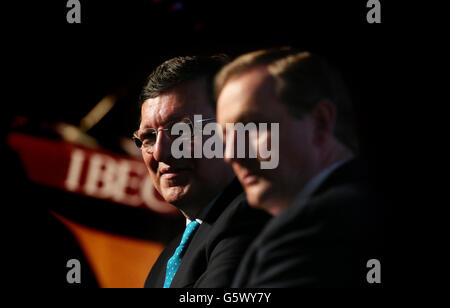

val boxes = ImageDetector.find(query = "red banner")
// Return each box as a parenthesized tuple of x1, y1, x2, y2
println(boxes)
(7, 132, 177, 215)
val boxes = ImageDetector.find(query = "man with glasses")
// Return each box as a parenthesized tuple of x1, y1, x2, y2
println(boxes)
(137, 55, 270, 288)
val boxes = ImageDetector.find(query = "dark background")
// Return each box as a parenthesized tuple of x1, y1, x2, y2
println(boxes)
(3, 0, 396, 287)
(5, 0, 395, 163)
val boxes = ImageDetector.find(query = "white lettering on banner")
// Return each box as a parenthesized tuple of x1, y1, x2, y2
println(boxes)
(84, 153, 118, 199)
(64, 148, 172, 213)
(65, 149, 85, 191)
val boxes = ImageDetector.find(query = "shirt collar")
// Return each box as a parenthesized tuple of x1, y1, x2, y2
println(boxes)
(185, 193, 221, 226)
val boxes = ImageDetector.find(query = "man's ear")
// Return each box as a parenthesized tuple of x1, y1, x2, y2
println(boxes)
(310, 99, 336, 146)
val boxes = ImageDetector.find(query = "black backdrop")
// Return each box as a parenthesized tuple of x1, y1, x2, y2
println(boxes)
(3, 0, 396, 288)
(5, 0, 396, 168)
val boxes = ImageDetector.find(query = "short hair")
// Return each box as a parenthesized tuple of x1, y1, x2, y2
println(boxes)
(139, 54, 230, 109)
(214, 48, 359, 153)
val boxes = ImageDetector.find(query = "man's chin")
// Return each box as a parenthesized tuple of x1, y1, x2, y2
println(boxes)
(244, 182, 273, 208)
(159, 185, 190, 204)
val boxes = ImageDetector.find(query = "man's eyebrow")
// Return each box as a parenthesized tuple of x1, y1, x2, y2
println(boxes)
(231, 111, 271, 123)
(141, 113, 186, 129)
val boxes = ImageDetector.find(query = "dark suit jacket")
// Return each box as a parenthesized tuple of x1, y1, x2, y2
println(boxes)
(232, 159, 383, 287)
(144, 178, 271, 288)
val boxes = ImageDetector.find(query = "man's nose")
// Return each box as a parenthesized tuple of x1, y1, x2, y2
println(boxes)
(152, 130, 173, 162)
(224, 130, 236, 164)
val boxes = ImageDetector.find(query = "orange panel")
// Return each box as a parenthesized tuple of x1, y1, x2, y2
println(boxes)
(53, 212, 164, 288)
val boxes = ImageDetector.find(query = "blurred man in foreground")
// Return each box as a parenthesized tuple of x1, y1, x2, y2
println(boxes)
(215, 48, 383, 287)
(137, 55, 270, 288)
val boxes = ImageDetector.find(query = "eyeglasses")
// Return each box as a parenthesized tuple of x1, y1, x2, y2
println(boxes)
(133, 117, 216, 152)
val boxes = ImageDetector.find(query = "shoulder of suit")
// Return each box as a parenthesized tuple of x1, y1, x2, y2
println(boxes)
(206, 192, 270, 241)
(154, 232, 183, 262)
(220, 192, 270, 226)
(259, 181, 378, 245)
(307, 180, 376, 218)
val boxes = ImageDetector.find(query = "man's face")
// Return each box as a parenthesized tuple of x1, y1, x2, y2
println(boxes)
(217, 66, 320, 212)
(139, 79, 230, 208)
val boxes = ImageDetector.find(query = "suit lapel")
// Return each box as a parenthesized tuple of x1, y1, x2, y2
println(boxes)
(169, 178, 243, 288)
(145, 234, 180, 288)
(231, 233, 261, 287)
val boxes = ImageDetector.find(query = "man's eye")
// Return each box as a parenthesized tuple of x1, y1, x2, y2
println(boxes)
(142, 132, 157, 142)
(143, 131, 156, 138)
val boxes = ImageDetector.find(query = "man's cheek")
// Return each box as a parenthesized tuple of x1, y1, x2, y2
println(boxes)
(148, 156, 159, 171)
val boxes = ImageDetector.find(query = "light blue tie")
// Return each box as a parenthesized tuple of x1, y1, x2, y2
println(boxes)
(164, 220, 200, 288)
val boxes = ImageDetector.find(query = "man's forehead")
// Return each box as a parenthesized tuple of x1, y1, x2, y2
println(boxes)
(218, 67, 277, 120)
(223, 66, 273, 99)
(228, 65, 271, 90)
(141, 94, 183, 113)
(140, 96, 185, 127)
(140, 89, 212, 128)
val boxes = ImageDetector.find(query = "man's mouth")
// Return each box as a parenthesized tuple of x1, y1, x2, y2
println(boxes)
(160, 166, 191, 178)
